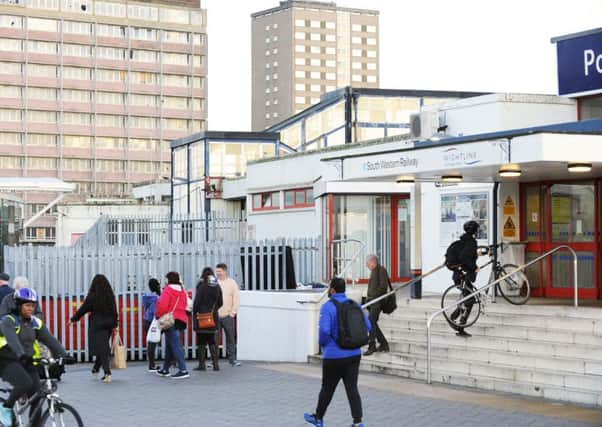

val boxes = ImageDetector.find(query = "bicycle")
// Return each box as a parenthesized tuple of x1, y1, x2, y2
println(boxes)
(441, 243, 531, 330)
(0, 357, 83, 427)
(481, 242, 531, 305)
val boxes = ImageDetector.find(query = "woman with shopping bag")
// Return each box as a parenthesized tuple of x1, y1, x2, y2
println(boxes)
(70, 274, 118, 383)
(142, 278, 161, 372)
(155, 271, 190, 379)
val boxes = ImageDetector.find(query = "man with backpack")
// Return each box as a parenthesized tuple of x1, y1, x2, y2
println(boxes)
(445, 220, 483, 338)
(304, 277, 371, 427)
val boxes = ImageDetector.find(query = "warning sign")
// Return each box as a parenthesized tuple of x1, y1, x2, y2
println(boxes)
(503, 196, 516, 216)
(503, 216, 516, 238)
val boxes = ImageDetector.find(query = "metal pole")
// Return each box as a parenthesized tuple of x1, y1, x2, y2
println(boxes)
(491, 182, 499, 303)
(362, 264, 446, 310)
(426, 324, 432, 384)
(573, 255, 578, 308)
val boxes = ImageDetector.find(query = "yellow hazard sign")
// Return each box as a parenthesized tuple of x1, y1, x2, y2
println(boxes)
(503, 216, 516, 238)
(503, 196, 516, 216)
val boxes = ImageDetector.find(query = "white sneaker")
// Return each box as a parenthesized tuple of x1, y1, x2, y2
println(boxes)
(0, 405, 13, 426)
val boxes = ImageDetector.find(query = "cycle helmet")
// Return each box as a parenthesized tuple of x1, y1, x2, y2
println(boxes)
(463, 220, 480, 235)
(14, 287, 38, 305)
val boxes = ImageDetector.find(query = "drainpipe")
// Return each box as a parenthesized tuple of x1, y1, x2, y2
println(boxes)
(344, 87, 352, 143)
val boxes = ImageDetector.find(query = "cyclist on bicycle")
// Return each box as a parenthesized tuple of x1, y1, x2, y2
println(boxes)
(447, 220, 483, 338)
(0, 288, 68, 426)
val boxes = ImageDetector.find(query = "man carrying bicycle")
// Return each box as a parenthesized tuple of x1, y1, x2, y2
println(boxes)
(0, 288, 68, 426)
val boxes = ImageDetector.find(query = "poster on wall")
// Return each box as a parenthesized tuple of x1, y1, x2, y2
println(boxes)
(440, 193, 488, 243)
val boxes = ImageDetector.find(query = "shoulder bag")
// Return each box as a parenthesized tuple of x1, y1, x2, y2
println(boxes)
(381, 278, 398, 315)
(158, 293, 180, 331)
(196, 301, 217, 330)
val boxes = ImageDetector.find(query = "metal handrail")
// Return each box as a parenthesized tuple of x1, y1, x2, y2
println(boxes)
(426, 245, 578, 384)
(297, 238, 366, 305)
(362, 264, 446, 310)
(330, 238, 366, 279)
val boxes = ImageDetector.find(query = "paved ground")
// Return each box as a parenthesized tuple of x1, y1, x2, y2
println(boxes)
(47, 362, 601, 427)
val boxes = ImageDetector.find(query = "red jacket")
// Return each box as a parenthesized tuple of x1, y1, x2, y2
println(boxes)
(156, 284, 188, 324)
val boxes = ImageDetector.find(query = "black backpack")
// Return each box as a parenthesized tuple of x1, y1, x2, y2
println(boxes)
(330, 299, 369, 349)
(445, 239, 467, 271)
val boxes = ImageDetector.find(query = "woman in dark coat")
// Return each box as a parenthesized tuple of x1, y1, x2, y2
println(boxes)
(193, 272, 223, 371)
(70, 274, 118, 383)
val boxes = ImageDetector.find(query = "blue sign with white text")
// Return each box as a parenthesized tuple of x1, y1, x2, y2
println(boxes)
(557, 31, 602, 97)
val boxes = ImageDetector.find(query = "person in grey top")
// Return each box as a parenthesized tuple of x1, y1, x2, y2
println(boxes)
(0, 276, 42, 317)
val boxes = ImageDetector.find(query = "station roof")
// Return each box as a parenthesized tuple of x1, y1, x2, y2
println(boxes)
(0, 177, 76, 193)
(171, 131, 280, 149)
(322, 118, 602, 162)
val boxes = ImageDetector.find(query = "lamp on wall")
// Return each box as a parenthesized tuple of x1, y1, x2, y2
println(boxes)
(498, 164, 522, 178)
(441, 174, 463, 183)
(567, 162, 592, 173)
(396, 175, 415, 183)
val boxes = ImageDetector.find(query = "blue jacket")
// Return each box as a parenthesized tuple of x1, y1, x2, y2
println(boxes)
(141, 293, 159, 322)
(319, 293, 371, 360)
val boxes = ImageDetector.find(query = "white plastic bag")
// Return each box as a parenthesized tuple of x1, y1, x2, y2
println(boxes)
(146, 318, 161, 343)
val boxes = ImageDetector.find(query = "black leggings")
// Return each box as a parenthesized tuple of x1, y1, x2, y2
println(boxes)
(197, 333, 215, 346)
(144, 320, 158, 367)
(316, 356, 362, 423)
(0, 360, 43, 424)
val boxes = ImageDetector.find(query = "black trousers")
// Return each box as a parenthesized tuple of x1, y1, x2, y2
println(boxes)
(315, 356, 362, 423)
(452, 271, 477, 328)
(197, 333, 216, 346)
(144, 320, 158, 368)
(0, 360, 42, 425)
(367, 302, 388, 347)
(92, 328, 112, 375)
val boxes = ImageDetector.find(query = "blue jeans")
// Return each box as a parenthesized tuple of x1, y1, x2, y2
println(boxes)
(162, 327, 187, 372)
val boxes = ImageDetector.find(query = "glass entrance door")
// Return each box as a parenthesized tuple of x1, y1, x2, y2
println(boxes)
(392, 196, 411, 280)
(522, 182, 599, 299)
(330, 194, 411, 282)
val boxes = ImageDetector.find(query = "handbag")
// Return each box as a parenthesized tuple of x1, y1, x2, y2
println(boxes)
(186, 295, 193, 313)
(111, 332, 127, 369)
(196, 302, 216, 329)
(381, 278, 398, 315)
(146, 318, 161, 343)
(158, 294, 180, 331)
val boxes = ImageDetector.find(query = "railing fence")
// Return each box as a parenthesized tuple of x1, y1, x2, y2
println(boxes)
(5, 237, 321, 361)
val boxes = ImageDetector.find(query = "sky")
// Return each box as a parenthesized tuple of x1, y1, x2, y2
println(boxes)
(202, 0, 602, 131)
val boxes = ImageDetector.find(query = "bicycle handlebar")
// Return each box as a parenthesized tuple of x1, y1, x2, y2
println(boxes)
(36, 356, 76, 367)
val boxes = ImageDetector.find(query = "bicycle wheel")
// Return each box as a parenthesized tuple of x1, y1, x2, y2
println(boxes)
(441, 283, 481, 329)
(496, 263, 531, 305)
(41, 402, 83, 427)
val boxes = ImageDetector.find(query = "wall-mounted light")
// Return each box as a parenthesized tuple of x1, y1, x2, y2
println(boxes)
(498, 164, 522, 177)
(567, 162, 592, 173)
(441, 174, 463, 183)
(396, 175, 415, 183)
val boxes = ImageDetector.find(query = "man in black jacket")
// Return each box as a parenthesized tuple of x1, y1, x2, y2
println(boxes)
(450, 220, 482, 338)
(364, 255, 390, 356)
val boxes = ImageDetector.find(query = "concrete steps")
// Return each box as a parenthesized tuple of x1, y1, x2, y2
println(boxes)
(309, 297, 602, 407)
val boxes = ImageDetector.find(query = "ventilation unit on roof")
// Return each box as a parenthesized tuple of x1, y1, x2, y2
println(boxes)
(410, 111, 439, 140)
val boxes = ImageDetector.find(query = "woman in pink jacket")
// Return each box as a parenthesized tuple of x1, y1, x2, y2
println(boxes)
(155, 271, 189, 379)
